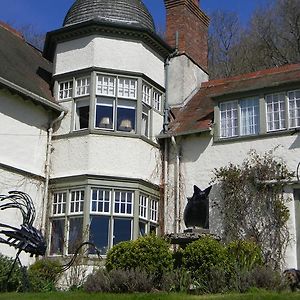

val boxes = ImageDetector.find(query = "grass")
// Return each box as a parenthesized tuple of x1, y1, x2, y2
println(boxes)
(0, 291, 300, 300)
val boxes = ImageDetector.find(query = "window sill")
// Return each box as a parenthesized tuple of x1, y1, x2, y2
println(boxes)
(53, 129, 160, 148)
(214, 128, 300, 144)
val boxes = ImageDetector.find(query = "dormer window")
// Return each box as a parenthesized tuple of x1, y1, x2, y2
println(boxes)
(218, 89, 300, 140)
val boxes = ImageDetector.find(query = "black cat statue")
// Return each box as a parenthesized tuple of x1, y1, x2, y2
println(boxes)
(183, 185, 211, 229)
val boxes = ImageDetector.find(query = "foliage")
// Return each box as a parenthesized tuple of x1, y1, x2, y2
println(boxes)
(0, 254, 22, 292)
(28, 258, 61, 292)
(182, 236, 228, 279)
(83, 268, 154, 293)
(226, 240, 263, 271)
(212, 149, 293, 269)
(105, 235, 173, 280)
(208, 0, 300, 79)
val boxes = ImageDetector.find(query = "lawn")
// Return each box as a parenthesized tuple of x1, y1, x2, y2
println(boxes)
(0, 292, 300, 300)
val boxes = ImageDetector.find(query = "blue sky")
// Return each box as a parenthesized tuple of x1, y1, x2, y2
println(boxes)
(0, 0, 268, 33)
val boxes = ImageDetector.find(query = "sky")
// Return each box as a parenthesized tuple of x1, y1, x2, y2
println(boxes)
(0, 0, 268, 34)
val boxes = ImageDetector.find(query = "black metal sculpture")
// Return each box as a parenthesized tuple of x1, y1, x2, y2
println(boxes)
(183, 185, 211, 229)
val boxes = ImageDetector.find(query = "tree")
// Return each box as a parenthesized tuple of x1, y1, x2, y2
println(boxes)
(208, 0, 300, 79)
(211, 149, 293, 270)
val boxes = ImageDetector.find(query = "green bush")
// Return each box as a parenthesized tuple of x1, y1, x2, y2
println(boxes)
(226, 240, 263, 271)
(0, 254, 22, 292)
(106, 235, 173, 280)
(182, 236, 228, 279)
(28, 258, 61, 292)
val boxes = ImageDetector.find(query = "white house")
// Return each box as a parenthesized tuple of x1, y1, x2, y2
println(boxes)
(0, 0, 300, 269)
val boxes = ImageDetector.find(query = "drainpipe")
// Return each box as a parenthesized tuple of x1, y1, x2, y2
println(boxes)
(41, 111, 65, 233)
(171, 136, 180, 234)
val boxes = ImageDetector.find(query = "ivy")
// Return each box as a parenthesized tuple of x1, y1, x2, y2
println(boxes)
(211, 149, 293, 270)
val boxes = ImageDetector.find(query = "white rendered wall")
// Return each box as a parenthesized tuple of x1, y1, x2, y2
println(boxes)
(51, 134, 161, 185)
(165, 132, 300, 268)
(0, 90, 49, 176)
(54, 35, 165, 87)
(167, 55, 208, 106)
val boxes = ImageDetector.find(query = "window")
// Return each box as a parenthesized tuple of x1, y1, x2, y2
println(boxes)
(58, 81, 73, 100)
(95, 97, 114, 130)
(142, 83, 152, 106)
(266, 93, 286, 131)
(153, 89, 162, 111)
(142, 104, 150, 137)
(74, 99, 90, 130)
(117, 99, 136, 132)
(288, 90, 300, 128)
(97, 75, 116, 97)
(76, 77, 90, 97)
(220, 101, 238, 138)
(220, 97, 259, 138)
(118, 78, 137, 99)
(240, 98, 259, 136)
(50, 187, 159, 256)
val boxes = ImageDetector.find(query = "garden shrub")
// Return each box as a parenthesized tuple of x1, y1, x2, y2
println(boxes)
(0, 254, 22, 292)
(28, 258, 61, 292)
(182, 236, 228, 279)
(83, 268, 154, 293)
(106, 234, 173, 280)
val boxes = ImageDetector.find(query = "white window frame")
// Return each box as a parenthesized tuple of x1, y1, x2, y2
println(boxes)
(69, 189, 85, 214)
(58, 80, 73, 100)
(266, 92, 286, 132)
(240, 97, 259, 136)
(113, 190, 134, 216)
(142, 83, 152, 106)
(139, 194, 148, 220)
(52, 191, 67, 216)
(153, 89, 162, 111)
(74, 98, 90, 131)
(150, 198, 158, 223)
(117, 77, 137, 99)
(220, 100, 238, 138)
(90, 188, 111, 215)
(288, 89, 300, 128)
(96, 75, 116, 97)
(75, 77, 90, 97)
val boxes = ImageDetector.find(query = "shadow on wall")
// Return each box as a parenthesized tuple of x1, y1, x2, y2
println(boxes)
(289, 132, 300, 149)
(208, 183, 223, 238)
(180, 132, 212, 163)
(0, 90, 49, 130)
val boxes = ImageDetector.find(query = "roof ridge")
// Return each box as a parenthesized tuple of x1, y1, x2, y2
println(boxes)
(202, 63, 300, 88)
(0, 21, 24, 39)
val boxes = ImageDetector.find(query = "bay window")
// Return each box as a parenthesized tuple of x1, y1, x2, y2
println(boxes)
(288, 89, 300, 128)
(50, 187, 159, 256)
(58, 72, 163, 137)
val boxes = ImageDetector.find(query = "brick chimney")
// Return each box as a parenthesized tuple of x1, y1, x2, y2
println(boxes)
(164, 0, 210, 72)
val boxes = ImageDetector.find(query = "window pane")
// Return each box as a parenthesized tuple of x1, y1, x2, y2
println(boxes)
(97, 75, 116, 96)
(117, 100, 136, 132)
(52, 192, 66, 215)
(58, 81, 73, 100)
(89, 215, 110, 255)
(113, 218, 132, 245)
(139, 194, 148, 219)
(76, 77, 90, 96)
(118, 78, 137, 99)
(75, 99, 90, 130)
(95, 97, 114, 130)
(50, 219, 65, 255)
(266, 93, 286, 131)
(114, 191, 134, 215)
(91, 188, 111, 213)
(289, 90, 300, 128)
(153, 90, 162, 111)
(139, 221, 146, 237)
(70, 190, 84, 213)
(142, 105, 150, 137)
(220, 101, 238, 138)
(150, 198, 158, 223)
(68, 217, 83, 254)
(142, 83, 151, 105)
(240, 97, 259, 136)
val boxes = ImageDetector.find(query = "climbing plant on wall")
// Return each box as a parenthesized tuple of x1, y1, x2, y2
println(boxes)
(211, 149, 293, 270)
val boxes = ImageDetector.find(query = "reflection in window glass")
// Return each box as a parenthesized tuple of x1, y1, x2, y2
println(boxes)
(91, 188, 110, 213)
(75, 99, 90, 130)
(76, 77, 90, 96)
(68, 217, 83, 254)
(139, 221, 146, 237)
(117, 100, 136, 132)
(50, 219, 65, 255)
(142, 105, 150, 137)
(266, 93, 286, 131)
(97, 75, 116, 96)
(113, 218, 132, 245)
(59, 81, 73, 100)
(70, 190, 84, 213)
(289, 90, 300, 128)
(240, 97, 259, 136)
(220, 101, 238, 138)
(89, 215, 110, 255)
(118, 78, 137, 99)
(53, 192, 66, 215)
(95, 97, 114, 130)
(114, 191, 133, 215)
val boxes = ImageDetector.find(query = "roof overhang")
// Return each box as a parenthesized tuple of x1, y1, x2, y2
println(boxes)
(43, 19, 173, 62)
(0, 76, 65, 113)
(157, 127, 211, 139)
